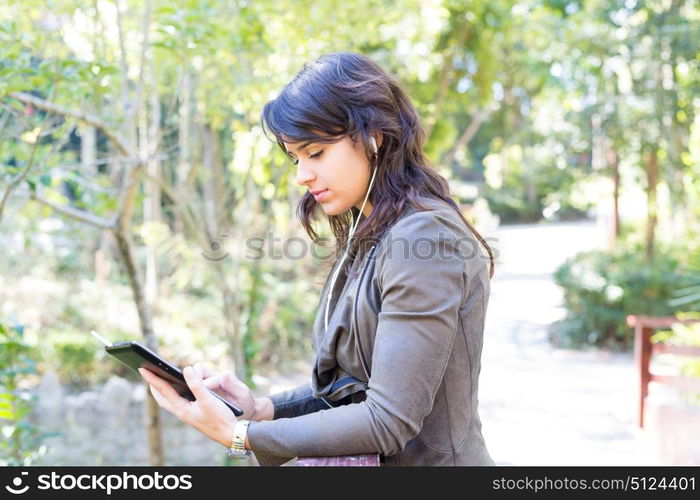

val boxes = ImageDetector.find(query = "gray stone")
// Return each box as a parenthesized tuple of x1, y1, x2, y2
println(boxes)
(35, 371, 64, 432)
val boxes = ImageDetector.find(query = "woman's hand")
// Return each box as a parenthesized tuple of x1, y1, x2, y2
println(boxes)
(191, 363, 266, 421)
(138, 366, 236, 448)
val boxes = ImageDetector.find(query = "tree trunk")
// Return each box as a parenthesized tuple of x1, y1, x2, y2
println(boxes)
(211, 128, 226, 217)
(177, 69, 192, 182)
(423, 24, 471, 142)
(143, 70, 161, 311)
(608, 147, 620, 250)
(113, 229, 164, 465)
(442, 109, 488, 177)
(201, 124, 219, 243)
(205, 123, 247, 380)
(80, 122, 108, 283)
(645, 148, 658, 261)
(212, 266, 246, 381)
(115, 0, 164, 465)
(171, 66, 193, 234)
(80, 124, 97, 172)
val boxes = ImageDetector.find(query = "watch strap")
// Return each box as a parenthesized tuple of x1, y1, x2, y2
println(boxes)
(226, 420, 251, 458)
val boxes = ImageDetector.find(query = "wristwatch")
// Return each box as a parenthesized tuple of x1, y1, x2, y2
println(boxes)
(226, 420, 251, 459)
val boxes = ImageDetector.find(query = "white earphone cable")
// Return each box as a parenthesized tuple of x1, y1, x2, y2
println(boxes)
(324, 139, 378, 331)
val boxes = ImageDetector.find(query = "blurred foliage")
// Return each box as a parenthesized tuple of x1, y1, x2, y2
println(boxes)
(481, 142, 592, 223)
(551, 240, 683, 350)
(652, 316, 700, 407)
(0, 0, 698, 397)
(0, 322, 55, 465)
(1, 0, 698, 467)
(39, 331, 104, 389)
(670, 248, 700, 312)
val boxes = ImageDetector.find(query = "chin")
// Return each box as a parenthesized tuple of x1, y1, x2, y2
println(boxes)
(318, 201, 349, 216)
(320, 205, 344, 216)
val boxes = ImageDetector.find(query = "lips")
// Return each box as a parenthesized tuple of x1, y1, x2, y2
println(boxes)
(312, 189, 328, 201)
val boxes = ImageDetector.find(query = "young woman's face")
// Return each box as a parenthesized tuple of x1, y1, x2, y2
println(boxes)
(284, 135, 378, 217)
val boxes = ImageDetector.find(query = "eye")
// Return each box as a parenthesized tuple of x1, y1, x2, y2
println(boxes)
(289, 150, 323, 165)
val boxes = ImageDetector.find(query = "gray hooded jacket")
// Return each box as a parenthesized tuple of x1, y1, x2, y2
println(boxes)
(247, 196, 494, 466)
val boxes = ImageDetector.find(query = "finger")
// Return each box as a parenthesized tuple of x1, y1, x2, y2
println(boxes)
(138, 367, 159, 383)
(221, 373, 248, 394)
(149, 384, 175, 413)
(139, 367, 176, 395)
(183, 366, 212, 405)
(139, 368, 190, 418)
(148, 384, 173, 412)
(202, 373, 225, 390)
(192, 363, 205, 378)
(193, 362, 216, 379)
(201, 376, 230, 400)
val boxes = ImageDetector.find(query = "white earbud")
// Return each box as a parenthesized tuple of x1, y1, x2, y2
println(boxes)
(370, 136, 378, 154)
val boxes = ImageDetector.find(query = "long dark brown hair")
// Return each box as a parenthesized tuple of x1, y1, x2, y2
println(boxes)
(260, 52, 495, 278)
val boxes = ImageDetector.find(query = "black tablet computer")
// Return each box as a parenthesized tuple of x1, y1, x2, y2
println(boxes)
(97, 334, 243, 417)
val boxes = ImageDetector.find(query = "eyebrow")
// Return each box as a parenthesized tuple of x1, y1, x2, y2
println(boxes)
(284, 141, 315, 156)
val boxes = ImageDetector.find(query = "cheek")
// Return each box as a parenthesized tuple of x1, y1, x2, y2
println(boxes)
(318, 160, 347, 191)
(318, 152, 368, 200)
(345, 163, 369, 196)
(334, 162, 367, 188)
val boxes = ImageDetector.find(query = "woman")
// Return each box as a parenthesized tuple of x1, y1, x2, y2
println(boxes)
(139, 51, 496, 466)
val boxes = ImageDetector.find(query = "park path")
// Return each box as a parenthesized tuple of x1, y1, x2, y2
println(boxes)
(478, 220, 660, 465)
(258, 219, 662, 465)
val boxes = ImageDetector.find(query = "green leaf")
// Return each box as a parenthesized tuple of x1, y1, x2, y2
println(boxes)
(155, 6, 178, 15)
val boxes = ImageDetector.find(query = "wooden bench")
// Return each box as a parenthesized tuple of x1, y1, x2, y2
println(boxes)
(627, 314, 700, 428)
(296, 453, 381, 466)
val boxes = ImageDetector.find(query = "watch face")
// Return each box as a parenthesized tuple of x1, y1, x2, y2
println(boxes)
(227, 447, 250, 458)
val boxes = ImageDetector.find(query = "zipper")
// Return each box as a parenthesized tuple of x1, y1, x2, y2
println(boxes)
(351, 244, 378, 381)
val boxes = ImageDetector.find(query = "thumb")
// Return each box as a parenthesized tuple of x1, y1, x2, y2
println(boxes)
(183, 365, 209, 401)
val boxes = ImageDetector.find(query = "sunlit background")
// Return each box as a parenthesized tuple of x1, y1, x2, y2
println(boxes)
(1, 0, 699, 466)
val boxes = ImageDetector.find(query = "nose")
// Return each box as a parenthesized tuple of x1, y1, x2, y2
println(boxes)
(295, 161, 315, 186)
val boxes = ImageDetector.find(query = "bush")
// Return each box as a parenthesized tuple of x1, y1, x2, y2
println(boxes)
(38, 329, 136, 389)
(0, 322, 52, 465)
(670, 247, 700, 311)
(651, 317, 700, 406)
(41, 332, 101, 388)
(551, 244, 681, 350)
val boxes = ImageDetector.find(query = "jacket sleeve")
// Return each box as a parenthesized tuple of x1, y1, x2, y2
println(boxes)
(247, 210, 473, 466)
(267, 382, 331, 420)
